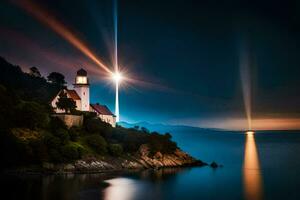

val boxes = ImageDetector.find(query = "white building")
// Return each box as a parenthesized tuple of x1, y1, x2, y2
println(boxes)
(51, 68, 116, 127)
(90, 103, 116, 127)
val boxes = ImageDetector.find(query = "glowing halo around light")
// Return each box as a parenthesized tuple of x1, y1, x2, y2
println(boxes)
(112, 71, 122, 84)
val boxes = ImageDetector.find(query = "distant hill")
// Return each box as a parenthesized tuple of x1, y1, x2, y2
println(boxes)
(118, 121, 227, 133)
(119, 121, 300, 134)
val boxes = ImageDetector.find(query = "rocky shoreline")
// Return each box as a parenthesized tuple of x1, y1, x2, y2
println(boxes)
(10, 145, 216, 174)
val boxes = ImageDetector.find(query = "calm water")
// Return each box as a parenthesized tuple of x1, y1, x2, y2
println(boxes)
(2, 131, 300, 200)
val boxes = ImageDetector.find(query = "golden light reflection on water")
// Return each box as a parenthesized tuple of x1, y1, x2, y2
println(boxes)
(243, 132, 263, 200)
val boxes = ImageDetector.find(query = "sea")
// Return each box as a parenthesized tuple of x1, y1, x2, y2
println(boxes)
(1, 129, 300, 200)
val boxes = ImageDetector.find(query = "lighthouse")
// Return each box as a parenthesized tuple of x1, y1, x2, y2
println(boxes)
(73, 68, 90, 111)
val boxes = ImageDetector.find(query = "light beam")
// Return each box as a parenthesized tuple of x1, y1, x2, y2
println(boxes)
(113, 0, 120, 122)
(112, 71, 122, 122)
(13, 0, 113, 75)
(240, 42, 252, 130)
(115, 77, 120, 122)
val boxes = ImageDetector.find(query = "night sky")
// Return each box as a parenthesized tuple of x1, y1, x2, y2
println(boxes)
(1, 0, 300, 130)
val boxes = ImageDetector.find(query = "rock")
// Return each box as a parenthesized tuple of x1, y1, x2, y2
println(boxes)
(210, 161, 218, 168)
(121, 160, 142, 169)
(154, 152, 163, 159)
(194, 160, 207, 166)
(139, 144, 150, 157)
(74, 160, 89, 169)
(64, 164, 75, 171)
(39, 146, 208, 174)
(42, 162, 54, 170)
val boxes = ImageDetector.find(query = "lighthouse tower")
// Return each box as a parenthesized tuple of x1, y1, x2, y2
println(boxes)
(73, 68, 90, 111)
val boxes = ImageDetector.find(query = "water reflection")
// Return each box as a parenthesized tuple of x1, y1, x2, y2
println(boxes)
(103, 177, 162, 200)
(103, 178, 140, 200)
(103, 168, 186, 200)
(243, 132, 263, 200)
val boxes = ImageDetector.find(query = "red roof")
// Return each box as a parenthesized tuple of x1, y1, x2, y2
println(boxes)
(66, 89, 81, 100)
(90, 104, 114, 116)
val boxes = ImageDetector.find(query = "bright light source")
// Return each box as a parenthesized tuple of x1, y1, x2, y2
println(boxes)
(246, 131, 254, 136)
(112, 72, 122, 83)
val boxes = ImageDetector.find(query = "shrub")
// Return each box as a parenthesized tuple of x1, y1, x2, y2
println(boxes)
(69, 142, 85, 157)
(148, 132, 177, 155)
(76, 144, 85, 157)
(43, 134, 61, 149)
(69, 126, 81, 141)
(52, 128, 69, 144)
(29, 138, 48, 162)
(85, 134, 107, 154)
(84, 118, 113, 137)
(71, 109, 83, 116)
(82, 111, 97, 120)
(108, 144, 123, 156)
(49, 117, 67, 131)
(61, 144, 80, 161)
(85, 118, 104, 133)
(15, 101, 49, 129)
(49, 149, 63, 163)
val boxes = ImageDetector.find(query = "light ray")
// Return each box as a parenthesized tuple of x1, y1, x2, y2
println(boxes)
(240, 43, 252, 130)
(12, 0, 113, 75)
(113, 0, 120, 122)
(114, 0, 118, 72)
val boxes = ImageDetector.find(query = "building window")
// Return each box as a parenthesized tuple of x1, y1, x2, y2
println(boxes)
(76, 76, 87, 84)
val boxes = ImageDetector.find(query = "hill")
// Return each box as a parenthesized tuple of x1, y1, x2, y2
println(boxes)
(0, 57, 205, 173)
(118, 121, 226, 133)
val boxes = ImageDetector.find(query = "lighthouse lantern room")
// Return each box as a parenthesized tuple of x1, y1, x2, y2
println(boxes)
(73, 68, 90, 111)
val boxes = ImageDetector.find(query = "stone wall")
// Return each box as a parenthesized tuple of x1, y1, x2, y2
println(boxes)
(52, 114, 83, 128)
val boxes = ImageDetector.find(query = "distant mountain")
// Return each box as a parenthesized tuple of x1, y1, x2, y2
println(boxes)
(118, 122, 300, 134)
(118, 121, 225, 133)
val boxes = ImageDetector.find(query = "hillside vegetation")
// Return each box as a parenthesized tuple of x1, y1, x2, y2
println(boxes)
(0, 57, 178, 169)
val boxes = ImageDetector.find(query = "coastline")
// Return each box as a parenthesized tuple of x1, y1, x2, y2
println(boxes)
(6, 147, 208, 175)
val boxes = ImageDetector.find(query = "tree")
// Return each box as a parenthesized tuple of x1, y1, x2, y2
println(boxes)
(69, 126, 81, 141)
(29, 67, 41, 77)
(47, 72, 66, 86)
(61, 144, 81, 161)
(0, 85, 18, 130)
(141, 127, 149, 133)
(85, 135, 108, 154)
(56, 92, 76, 113)
(148, 132, 178, 155)
(15, 101, 49, 129)
(108, 144, 123, 156)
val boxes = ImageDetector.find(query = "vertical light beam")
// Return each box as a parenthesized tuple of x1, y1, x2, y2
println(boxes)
(240, 43, 252, 130)
(113, 0, 120, 122)
(115, 79, 120, 122)
(114, 0, 118, 72)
